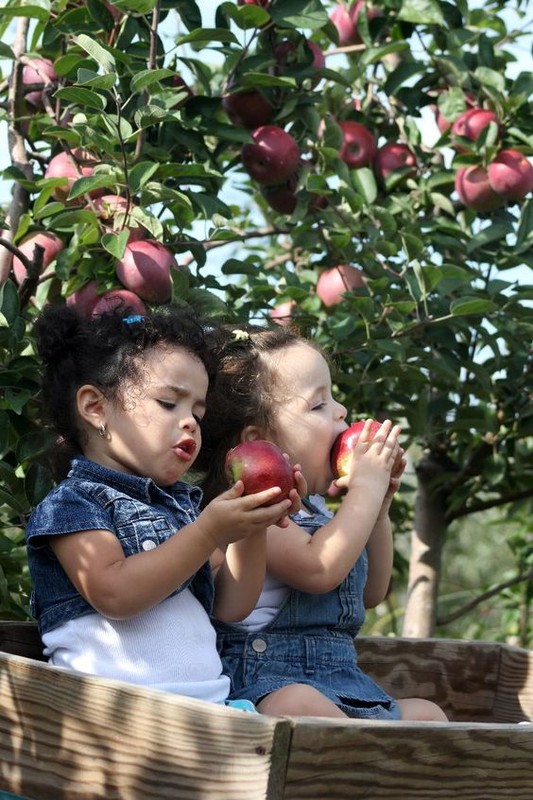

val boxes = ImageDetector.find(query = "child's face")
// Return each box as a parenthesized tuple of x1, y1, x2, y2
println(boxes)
(98, 345, 208, 486)
(265, 342, 348, 495)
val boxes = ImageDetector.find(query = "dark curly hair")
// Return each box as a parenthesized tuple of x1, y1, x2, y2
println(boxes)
(33, 303, 216, 477)
(195, 324, 322, 506)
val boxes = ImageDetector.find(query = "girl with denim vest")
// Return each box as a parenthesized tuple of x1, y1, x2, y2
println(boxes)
(196, 325, 448, 721)
(26, 304, 310, 709)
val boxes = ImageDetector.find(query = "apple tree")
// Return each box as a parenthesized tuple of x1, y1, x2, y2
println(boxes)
(0, 0, 532, 641)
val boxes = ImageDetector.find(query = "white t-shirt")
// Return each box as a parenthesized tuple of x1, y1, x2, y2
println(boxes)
(42, 588, 230, 704)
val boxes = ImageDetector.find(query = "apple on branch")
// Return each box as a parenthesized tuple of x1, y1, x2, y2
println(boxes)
(115, 239, 178, 304)
(12, 231, 64, 284)
(223, 89, 274, 129)
(91, 289, 147, 318)
(338, 120, 377, 169)
(316, 264, 365, 307)
(374, 142, 417, 187)
(455, 165, 503, 212)
(22, 56, 58, 110)
(225, 440, 296, 506)
(487, 149, 533, 202)
(450, 108, 500, 151)
(44, 148, 103, 203)
(241, 125, 300, 186)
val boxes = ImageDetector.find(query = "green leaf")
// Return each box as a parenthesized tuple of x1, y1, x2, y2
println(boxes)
(73, 34, 116, 72)
(398, 0, 444, 25)
(130, 68, 175, 94)
(450, 297, 497, 316)
(101, 230, 130, 259)
(68, 174, 115, 201)
(55, 87, 107, 111)
(270, 0, 328, 31)
(516, 199, 533, 248)
(0, 4, 50, 22)
(0, 43, 15, 59)
(466, 223, 513, 253)
(76, 70, 116, 91)
(0, 281, 20, 326)
(177, 27, 239, 46)
(219, 2, 270, 30)
(474, 66, 505, 94)
(350, 167, 377, 204)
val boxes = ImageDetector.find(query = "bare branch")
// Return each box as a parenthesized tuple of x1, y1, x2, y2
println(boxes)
(437, 567, 533, 626)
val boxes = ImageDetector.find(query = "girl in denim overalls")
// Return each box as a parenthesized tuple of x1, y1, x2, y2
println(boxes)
(25, 304, 306, 709)
(197, 325, 447, 721)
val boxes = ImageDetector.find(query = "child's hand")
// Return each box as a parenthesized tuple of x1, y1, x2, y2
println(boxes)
(334, 419, 401, 496)
(198, 480, 293, 551)
(274, 463, 307, 528)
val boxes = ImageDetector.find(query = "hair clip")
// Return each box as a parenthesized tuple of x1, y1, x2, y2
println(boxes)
(123, 314, 144, 325)
(232, 329, 250, 341)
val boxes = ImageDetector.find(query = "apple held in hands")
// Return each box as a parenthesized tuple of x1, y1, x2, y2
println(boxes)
(331, 420, 383, 479)
(225, 440, 296, 506)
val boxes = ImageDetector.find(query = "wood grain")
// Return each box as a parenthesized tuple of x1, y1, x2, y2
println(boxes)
(0, 651, 287, 800)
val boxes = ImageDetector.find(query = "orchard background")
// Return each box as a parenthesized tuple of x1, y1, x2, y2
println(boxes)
(0, 0, 531, 645)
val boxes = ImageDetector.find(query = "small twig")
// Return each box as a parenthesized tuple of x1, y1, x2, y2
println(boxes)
(437, 567, 533, 626)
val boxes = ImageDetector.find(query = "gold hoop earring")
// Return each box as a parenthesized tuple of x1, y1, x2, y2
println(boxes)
(98, 423, 107, 438)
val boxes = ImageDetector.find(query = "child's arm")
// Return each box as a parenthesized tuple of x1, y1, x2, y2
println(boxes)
(49, 481, 292, 620)
(265, 420, 401, 594)
(212, 465, 306, 622)
(364, 451, 406, 607)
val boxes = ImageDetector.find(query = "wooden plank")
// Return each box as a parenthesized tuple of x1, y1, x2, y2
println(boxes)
(0, 651, 291, 800)
(283, 718, 533, 799)
(0, 622, 44, 662)
(494, 644, 533, 722)
(357, 636, 504, 721)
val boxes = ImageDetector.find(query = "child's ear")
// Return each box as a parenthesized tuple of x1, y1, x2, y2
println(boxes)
(77, 384, 107, 433)
(241, 425, 265, 442)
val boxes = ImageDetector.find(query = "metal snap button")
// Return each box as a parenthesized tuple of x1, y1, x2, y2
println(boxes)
(251, 638, 267, 653)
(141, 539, 156, 551)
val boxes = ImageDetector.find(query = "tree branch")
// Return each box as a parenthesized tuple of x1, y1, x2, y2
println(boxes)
(437, 567, 533, 626)
(446, 487, 533, 524)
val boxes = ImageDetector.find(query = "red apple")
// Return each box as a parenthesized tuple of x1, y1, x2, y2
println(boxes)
(434, 92, 476, 134)
(91, 289, 147, 317)
(339, 120, 377, 169)
(374, 142, 417, 186)
(261, 178, 298, 214)
(238, 0, 270, 5)
(331, 419, 382, 478)
(316, 264, 365, 307)
(115, 239, 177, 304)
(330, 1, 382, 46)
(91, 194, 145, 241)
(487, 149, 533, 202)
(12, 231, 64, 284)
(224, 440, 296, 505)
(451, 108, 500, 149)
(274, 38, 326, 73)
(66, 280, 100, 317)
(222, 90, 274, 129)
(269, 300, 296, 326)
(241, 125, 300, 185)
(22, 57, 58, 109)
(44, 148, 102, 203)
(455, 165, 503, 212)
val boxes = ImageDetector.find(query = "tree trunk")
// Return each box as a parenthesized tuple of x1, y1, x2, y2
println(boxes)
(402, 450, 449, 638)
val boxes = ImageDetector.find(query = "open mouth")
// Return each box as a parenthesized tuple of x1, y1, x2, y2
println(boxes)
(175, 438, 196, 460)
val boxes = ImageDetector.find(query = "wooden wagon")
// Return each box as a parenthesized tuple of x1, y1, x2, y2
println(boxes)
(1, 622, 532, 800)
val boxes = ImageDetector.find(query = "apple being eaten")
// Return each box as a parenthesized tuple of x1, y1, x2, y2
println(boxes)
(224, 440, 296, 506)
(331, 420, 382, 479)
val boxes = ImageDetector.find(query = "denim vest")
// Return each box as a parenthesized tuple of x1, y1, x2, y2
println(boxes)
(26, 457, 214, 636)
(216, 496, 401, 720)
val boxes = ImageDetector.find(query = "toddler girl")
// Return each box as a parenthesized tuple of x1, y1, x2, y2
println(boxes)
(26, 304, 302, 707)
(197, 324, 447, 721)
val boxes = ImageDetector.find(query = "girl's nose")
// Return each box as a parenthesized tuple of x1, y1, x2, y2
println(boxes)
(182, 415, 198, 433)
(336, 401, 347, 421)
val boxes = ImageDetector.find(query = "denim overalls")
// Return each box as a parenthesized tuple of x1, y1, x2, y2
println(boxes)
(216, 497, 401, 719)
(26, 457, 213, 636)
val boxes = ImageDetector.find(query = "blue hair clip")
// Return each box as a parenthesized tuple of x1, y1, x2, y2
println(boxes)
(123, 314, 144, 325)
